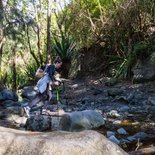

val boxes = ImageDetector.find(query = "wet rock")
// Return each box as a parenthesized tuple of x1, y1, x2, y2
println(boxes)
(60, 110, 105, 131)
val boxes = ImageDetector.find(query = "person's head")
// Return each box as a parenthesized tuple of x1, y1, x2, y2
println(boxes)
(53, 57, 62, 69)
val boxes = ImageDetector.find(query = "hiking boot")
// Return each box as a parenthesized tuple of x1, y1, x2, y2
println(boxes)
(24, 106, 30, 117)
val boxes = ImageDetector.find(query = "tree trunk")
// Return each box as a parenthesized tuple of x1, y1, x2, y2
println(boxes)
(26, 25, 40, 67)
(37, 25, 43, 65)
(46, 0, 52, 62)
(61, 59, 71, 79)
(0, 0, 4, 69)
(12, 44, 17, 91)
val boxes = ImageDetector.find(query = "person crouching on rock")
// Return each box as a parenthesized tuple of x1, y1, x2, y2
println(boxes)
(24, 56, 62, 117)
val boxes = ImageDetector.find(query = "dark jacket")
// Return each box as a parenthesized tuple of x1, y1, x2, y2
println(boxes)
(46, 64, 55, 81)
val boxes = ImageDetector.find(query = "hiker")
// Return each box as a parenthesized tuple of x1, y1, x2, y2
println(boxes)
(24, 57, 62, 117)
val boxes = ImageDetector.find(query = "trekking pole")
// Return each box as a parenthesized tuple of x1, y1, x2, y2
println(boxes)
(56, 86, 60, 115)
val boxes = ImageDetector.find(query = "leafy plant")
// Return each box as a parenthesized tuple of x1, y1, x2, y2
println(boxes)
(0, 69, 12, 89)
(114, 52, 136, 79)
(53, 34, 76, 62)
(23, 62, 38, 84)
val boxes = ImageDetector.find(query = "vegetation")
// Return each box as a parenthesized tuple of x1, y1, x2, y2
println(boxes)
(0, 0, 155, 89)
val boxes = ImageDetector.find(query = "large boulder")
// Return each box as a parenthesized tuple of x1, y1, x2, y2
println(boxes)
(132, 59, 155, 83)
(0, 127, 127, 155)
(60, 110, 105, 131)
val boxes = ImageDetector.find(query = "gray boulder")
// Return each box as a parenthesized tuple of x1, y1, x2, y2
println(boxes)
(60, 110, 105, 131)
(132, 59, 155, 83)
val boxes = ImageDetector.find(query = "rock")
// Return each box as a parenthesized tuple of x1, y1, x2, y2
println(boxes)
(25, 114, 65, 131)
(127, 132, 148, 142)
(0, 89, 18, 101)
(107, 88, 123, 97)
(60, 110, 105, 131)
(2, 100, 21, 108)
(105, 78, 118, 86)
(20, 86, 37, 99)
(25, 115, 52, 131)
(6, 114, 27, 128)
(92, 89, 102, 95)
(148, 96, 155, 106)
(5, 106, 23, 115)
(132, 59, 155, 83)
(117, 128, 128, 135)
(109, 110, 120, 118)
(107, 131, 116, 138)
(149, 106, 155, 115)
(109, 135, 121, 145)
(14, 116, 27, 127)
(119, 106, 130, 112)
(0, 127, 127, 155)
(113, 120, 122, 125)
(0, 110, 6, 119)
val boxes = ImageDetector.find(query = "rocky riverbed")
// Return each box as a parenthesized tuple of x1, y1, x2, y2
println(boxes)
(0, 76, 155, 154)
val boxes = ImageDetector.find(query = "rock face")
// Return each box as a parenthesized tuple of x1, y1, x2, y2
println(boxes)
(0, 127, 127, 155)
(60, 110, 105, 131)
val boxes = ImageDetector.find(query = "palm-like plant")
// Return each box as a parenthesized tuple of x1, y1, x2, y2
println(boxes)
(53, 34, 76, 62)
(53, 34, 76, 78)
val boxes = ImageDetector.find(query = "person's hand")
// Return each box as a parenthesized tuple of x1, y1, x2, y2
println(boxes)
(54, 81, 61, 86)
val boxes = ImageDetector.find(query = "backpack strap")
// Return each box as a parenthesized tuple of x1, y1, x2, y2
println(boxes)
(44, 64, 48, 73)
